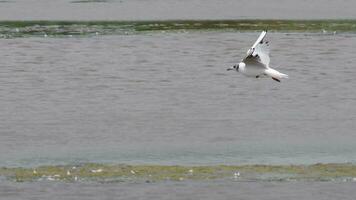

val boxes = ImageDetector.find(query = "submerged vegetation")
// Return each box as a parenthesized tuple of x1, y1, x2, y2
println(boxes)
(1, 163, 356, 182)
(0, 20, 356, 38)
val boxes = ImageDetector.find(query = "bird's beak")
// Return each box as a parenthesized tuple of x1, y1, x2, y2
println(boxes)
(227, 67, 233, 71)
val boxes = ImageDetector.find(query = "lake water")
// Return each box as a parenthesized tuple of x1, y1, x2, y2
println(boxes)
(1, 0, 356, 20)
(1, 32, 356, 168)
(1, 29, 356, 200)
(1, 1, 356, 199)
(1, 181, 356, 200)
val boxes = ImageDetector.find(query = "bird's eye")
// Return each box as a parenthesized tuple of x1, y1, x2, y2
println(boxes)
(233, 65, 237, 68)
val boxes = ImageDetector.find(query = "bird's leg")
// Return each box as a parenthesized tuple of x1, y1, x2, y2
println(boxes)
(272, 77, 280, 82)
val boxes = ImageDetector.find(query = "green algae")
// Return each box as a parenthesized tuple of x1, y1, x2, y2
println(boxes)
(0, 20, 356, 38)
(1, 163, 356, 182)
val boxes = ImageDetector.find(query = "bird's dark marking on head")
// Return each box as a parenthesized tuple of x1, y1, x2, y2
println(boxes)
(256, 75, 259, 78)
(272, 77, 280, 82)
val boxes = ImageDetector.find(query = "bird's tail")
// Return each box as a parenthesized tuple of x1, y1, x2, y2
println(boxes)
(265, 68, 289, 80)
(279, 72, 289, 79)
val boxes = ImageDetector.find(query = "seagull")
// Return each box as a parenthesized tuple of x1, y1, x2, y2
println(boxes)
(227, 31, 288, 82)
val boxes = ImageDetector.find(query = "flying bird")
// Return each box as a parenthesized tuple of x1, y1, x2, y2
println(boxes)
(227, 31, 288, 82)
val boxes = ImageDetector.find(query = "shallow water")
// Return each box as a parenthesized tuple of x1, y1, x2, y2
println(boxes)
(1, 32, 356, 167)
(1, 0, 356, 20)
(1, 180, 356, 200)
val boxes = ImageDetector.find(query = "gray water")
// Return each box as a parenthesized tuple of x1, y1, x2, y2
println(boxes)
(1, 180, 356, 200)
(1, 0, 356, 20)
(1, 32, 356, 167)
(1, 31, 356, 199)
(2, 2, 356, 200)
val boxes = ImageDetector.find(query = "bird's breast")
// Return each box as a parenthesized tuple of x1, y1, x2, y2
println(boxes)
(240, 65, 265, 77)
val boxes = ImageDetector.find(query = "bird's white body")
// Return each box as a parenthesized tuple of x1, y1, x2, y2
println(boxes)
(227, 31, 288, 82)
(239, 62, 288, 79)
(237, 62, 263, 77)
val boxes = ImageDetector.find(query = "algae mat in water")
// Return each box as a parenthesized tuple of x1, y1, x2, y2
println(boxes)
(1, 163, 356, 182)
(0, 20, 356, 37)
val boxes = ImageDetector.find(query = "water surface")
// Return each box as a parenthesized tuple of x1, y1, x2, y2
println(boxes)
(1, 0, 356, 20)
(1, 181, 356, 200)
(1, 10, 356, 198)
(1, 32, 356, 167)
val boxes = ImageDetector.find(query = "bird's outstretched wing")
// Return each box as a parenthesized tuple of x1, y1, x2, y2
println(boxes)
(250, 31, 267, 51)
(243, 31, 270, 68)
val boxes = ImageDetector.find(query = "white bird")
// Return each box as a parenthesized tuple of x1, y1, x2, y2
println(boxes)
(234, 171, 240, 179)
(91, 168, 103, 173)
(227, 31, 288, 82)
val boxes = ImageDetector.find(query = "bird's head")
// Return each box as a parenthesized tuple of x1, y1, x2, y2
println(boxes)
(227, 64, 239, 71)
